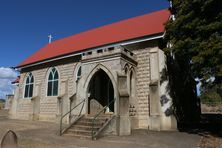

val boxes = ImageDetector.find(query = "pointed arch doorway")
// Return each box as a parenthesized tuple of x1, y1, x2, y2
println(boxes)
(87, 69, 114, 115)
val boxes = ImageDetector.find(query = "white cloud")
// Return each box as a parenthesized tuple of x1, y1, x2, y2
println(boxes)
(0, 67, 18, 79)
(0, 67, 18, 99)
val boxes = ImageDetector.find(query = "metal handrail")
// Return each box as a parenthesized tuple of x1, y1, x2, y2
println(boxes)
(59, 98, 86, 135)
(91, 98, 116, 140)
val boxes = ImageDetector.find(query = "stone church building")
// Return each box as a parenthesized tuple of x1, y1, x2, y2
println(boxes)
(9, 9, 177, 138)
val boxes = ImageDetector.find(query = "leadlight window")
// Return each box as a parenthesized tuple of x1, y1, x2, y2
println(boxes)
(24, 73, 34, 98)
(47, 67, 59, 96)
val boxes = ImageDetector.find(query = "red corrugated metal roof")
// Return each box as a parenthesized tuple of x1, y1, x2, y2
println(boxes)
(17, 9, 170, 67)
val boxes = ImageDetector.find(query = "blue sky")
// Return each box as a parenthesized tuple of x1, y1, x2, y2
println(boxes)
(0, 0, 169, 98)
(0, 0, 169, 67)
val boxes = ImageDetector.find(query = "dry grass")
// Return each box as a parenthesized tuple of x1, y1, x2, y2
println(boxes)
(201, 103, 222, 113)
(200, 135, 222, 148)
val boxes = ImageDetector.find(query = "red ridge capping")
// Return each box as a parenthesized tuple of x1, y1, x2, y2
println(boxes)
(17, 9, 170, 68)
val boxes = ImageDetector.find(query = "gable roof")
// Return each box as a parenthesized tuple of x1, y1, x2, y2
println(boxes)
(17, 9, 170, 68)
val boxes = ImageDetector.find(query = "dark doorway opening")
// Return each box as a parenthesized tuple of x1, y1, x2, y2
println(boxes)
(88, 70, 114, 114)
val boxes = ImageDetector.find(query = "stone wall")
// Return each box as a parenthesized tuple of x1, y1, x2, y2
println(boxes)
(13, 42, 176, 131)
(15, 46, 134, 122)
(133, 48, 151, 128)
(16, 62, 77, 121)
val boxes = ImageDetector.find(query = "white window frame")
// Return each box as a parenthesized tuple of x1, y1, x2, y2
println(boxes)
(23, 72, 34, 98)
(46, 67, 59, 97)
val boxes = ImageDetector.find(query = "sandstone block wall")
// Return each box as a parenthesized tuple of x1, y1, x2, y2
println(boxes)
(15, 46, 156, 128)
(12, 41, 177, 131)
(16, 62, 78, 121)
(133, 48, 151, 128)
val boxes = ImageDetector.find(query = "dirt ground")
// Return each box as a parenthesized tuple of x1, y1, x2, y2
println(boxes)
(0, 110, 201, 148)
(200, 135, 222, 148)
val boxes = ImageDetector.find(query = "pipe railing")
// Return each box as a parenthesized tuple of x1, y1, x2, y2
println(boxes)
(91, 98, 116, 140)
(59, 98, 86, 135)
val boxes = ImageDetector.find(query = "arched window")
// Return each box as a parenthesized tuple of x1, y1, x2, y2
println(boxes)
(130, 71, 133, 95)
(124, 64, 129, 74)
(47, 67, 59, 96)
(77, 66, 81, 80)
(75, 63, 82, 82)
(24, 73, 34, 98)
(124, 67, 128, 74)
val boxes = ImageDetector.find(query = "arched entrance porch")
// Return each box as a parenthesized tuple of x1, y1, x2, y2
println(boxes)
(87, 69, 115, 115)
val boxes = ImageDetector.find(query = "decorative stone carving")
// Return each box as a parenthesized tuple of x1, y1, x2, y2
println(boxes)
(129, 104, 136, 116)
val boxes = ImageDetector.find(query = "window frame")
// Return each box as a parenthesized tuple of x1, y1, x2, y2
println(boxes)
(46, 67, 59, 97)
(23, 72, 34, 99)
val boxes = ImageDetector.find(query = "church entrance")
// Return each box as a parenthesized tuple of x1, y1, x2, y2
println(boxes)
(87, 69, 114, 115)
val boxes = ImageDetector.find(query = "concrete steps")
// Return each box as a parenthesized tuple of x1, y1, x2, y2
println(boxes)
(63, 115, 111, 139)
(70, 125, 100, 131)
(64, 133, 91, 139)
